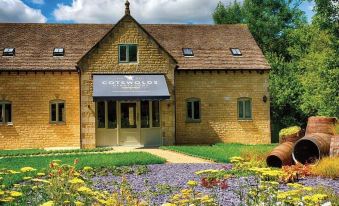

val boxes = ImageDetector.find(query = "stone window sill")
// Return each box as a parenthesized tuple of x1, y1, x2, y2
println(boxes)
(186, 119, 201, 123)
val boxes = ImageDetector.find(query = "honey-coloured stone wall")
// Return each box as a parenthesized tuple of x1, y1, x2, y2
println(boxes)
(0, 72, 80, 149)
(175, 70, 271, 144)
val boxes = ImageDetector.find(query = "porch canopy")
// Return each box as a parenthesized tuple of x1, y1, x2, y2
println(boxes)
(93, 74, 170, 101)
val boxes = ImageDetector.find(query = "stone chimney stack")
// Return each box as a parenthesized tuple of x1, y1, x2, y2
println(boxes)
(125, 0, 130, 15)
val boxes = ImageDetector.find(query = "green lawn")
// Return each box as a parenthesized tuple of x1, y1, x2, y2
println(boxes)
(161, 143, 276, 163)
(0, 152, 165, 187)
(0, 147, 113, 157)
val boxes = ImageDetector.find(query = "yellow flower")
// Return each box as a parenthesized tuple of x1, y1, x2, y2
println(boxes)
(40, 200, 54, 206)
(0, 190, 4, 195)
(52, 160, 62, 164)
(32, 179, 50, 184)
(0, 197, 15, 202)
(287, 183, 303, 189)
(83, 166, 93, 171)
(8, 170, 20, 174)
(32, 186, 38, 190)
(75, 201, 84, 206)
(37, 173, 46, 176)
(162, 203, 176, 206)
(201, 195, 214, 203)
(20, 167, 36, 173)
(68, 177, 84, 185)
(9, 191, 22, 197)
(187, 180, 198, 187)
(23, 176, 32, 180)
(77, 186, 93, 195)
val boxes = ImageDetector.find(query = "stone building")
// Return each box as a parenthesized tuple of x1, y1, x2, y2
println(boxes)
(0, 1, 271, 149)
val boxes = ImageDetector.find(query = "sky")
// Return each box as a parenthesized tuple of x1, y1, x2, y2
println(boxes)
(0, 0, 315, 24)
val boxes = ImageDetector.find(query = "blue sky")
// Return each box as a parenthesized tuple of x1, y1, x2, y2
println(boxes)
(1, 0, 315, 24)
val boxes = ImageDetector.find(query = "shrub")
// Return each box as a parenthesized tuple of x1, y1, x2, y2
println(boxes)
(239, 147, 270, 167)
(312, 157, 339, 179)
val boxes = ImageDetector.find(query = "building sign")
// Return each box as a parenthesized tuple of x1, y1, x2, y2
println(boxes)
(93, 75, 170, 100)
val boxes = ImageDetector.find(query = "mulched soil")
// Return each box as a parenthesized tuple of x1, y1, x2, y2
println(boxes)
(92, 164, 339, 206)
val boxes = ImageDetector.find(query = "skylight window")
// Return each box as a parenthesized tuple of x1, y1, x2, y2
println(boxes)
(230, 48, 242, 56)
(182, 48, 194, 57)
(53, 48, 64, 56)
(3, 48, 15, 56)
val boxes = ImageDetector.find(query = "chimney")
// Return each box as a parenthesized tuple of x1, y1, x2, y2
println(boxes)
(125, 0, 130, 15)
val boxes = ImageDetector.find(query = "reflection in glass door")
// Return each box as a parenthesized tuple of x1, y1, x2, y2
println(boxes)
(121, 103, 137, 128)
(119, 102, 140, 145)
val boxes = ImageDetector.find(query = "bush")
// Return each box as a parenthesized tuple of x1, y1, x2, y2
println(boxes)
(312, 157, 339, 179)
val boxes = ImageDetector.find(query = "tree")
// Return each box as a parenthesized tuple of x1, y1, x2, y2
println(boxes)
(287, 23, 339, 117)
(213, 1, 244, 24)
(213, 0, 306, 57)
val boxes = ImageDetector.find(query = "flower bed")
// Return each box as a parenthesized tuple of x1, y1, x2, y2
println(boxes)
(92, 164, 339, 205)
(0, 156, 338, 205)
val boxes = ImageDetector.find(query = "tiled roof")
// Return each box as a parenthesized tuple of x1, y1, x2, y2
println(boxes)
(0, 23, 270, 71)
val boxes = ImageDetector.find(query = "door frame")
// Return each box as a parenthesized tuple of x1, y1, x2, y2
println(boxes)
(118, 101, 141, 146)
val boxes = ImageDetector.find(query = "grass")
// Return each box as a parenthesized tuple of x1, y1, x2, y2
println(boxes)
(312, 156, 339, 179)
(161, 143, 276, 163)
(0, 147, 114, 157)
(0, 152, 165, 187)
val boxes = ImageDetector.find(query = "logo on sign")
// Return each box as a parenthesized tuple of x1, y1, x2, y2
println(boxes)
(101, 75, 158, 90)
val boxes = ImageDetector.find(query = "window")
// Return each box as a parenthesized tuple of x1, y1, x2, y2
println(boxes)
(0, 101, 12, 124)
(182, 48, 194, 57)
(3, 48, 15, 56)
(186, 98, 200, 122)
(238, 98, 252, 120)
(97, 101, 117, 129)
(230, 48, 242, 56)
(53, 48, 64, 56)
(50, 100, 65, 123)
(97, 101, 105, 128)
(152, 101, 160, 127)
(141, 101, 150, 128)
(107, 101, 117, 128)
(119, 44, 138, 63)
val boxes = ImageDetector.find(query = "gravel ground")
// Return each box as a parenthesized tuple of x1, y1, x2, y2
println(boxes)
(92, 164, 339, 206)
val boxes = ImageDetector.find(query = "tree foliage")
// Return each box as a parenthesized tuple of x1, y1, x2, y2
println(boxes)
(213, 1, 244, 24)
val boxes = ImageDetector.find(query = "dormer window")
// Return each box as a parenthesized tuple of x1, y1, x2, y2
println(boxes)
(3, 48, 15, 56)
(53, 48, 64, 56)
(183, 48, 194, 57)
(230, 48, 242, 56)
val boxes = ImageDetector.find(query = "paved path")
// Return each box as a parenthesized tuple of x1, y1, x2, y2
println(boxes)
(111, 147, 214, 164)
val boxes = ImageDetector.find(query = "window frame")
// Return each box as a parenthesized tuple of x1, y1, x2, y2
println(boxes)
(50, 100, 66, 124)
(0, 101, 12, 124)
(182, 48, 194, 57)
(118, 44, 138, 63)
(3, 48, 15, 56)
(186, 98, 201, 123)
(96, 101, 118, 129)
(230, 48, 242, 56)
(237, 97, 252, 120)
(53, 48, 65, 57)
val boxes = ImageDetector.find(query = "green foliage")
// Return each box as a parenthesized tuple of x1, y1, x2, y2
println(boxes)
(279, 126, 301, 138)
(0, 147, 114, 157)
(0, 152, 165, 188)
(161, 143, 276, 163)
(213, 1, 244, 24)
(287, 23, 339, 117)
(213, 0, 306, 56)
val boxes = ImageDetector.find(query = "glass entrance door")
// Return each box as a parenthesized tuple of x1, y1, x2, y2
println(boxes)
(119, 102, 140, 145)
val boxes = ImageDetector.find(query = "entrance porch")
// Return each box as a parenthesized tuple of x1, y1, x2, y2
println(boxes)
(95, 100, 162, 147)
(92, 74, 170, 147)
